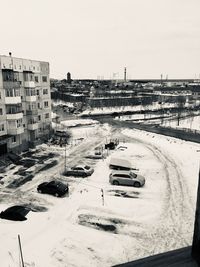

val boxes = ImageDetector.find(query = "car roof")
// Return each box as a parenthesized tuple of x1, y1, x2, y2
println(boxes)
(48, 180, 68, 187)
(0, 205, 30, 216)
(111, 170, 132, 175)
(73, 165, 88, 168)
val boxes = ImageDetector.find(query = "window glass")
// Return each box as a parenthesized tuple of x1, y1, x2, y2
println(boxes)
(42, 76, 47, 82)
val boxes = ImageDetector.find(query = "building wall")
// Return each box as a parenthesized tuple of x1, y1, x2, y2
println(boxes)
(0, 55, 51, 154)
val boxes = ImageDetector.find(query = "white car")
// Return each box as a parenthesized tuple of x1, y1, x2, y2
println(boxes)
(109, 170, 145, 187)
(64, 165, 94, 177)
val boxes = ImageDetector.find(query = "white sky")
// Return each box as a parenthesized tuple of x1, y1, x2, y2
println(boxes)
(0, 0, 200, 79)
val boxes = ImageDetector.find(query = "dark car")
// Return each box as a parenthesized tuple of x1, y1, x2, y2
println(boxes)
(64, 165, 94, 177)
(105, 142, 116, 150)
(0, 205, 31, 221)
(37, 180, 69, 197)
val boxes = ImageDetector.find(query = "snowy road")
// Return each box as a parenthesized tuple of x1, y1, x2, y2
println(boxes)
(0, 123, 199, 266)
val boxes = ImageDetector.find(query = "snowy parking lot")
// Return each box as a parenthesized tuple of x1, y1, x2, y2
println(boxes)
(0, 122, 200, 267)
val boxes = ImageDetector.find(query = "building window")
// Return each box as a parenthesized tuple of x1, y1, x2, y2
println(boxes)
(44, 101, 49, 108)
(16, 119, 22, 128)
(35, 76, 39, 83)
(0, 108, 3, 115)
(11, 136, 16, 143)
(42, 76, 47, 82)
(5, 88, 20, 97)
(43, 89, 48, 95)
(45, 113, 49, 119)
(0, 124, 4, 131)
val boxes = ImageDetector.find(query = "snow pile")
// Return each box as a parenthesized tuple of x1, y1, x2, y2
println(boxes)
(60, 119, 99, 128)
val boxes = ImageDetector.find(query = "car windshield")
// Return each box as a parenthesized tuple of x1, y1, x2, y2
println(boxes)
(131, 172, 137, 178)
(84, 165, 90, 170)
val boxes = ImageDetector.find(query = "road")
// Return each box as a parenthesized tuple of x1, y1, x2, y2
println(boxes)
(0, 121, 197, 266)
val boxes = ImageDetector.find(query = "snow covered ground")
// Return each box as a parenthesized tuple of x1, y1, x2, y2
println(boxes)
(162, 114, 200, 131)
(117, 109, 200, 131)
(80, 103, 178, 116)
(0, 121, 200, 266)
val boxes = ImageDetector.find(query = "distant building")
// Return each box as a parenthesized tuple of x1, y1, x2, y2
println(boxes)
(67, 72, 72, 84)
(0, 54, 52, 155)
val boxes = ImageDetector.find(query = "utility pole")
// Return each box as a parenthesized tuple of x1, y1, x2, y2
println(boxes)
(124, 67, 127, 83)
(18, 235, 25, 267)
(101, 189, 104, 206)
(64, 143, 67, 174)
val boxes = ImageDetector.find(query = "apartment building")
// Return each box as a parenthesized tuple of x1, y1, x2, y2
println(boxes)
(0, 54, 52, 156)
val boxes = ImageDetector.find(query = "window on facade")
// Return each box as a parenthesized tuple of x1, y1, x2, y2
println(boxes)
(43, 89, 48, 95)
(44, 101, 48, 108)
(25, 89, 35, 96)
(16, 119, 22, 128)
(2, 70, 14, 81)
(0, 124, 4, 131)
(45, 113, 49, 119)
(11, 136, 16, 143)
(42, 76, 47, 82)
(5, 89, 20, 97)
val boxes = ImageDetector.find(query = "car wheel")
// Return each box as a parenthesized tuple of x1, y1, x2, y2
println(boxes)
(134, 182, 141, 188)
(113, 180, 119, 186)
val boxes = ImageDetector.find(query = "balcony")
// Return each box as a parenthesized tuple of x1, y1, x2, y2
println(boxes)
(0, 130, 7, 137)
(25, 95, 37, 102)
(3, 81, 21, 89)
(7, 127, 24, 135)
(26, 109, 38, 116)
(5, 96, 21, 104)
(6, 112, 23, 120)
(24, 81, 35, 88)
(27, 122, 38, 131)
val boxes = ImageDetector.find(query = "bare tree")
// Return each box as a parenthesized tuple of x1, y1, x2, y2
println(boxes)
(176, 95, 186, 126)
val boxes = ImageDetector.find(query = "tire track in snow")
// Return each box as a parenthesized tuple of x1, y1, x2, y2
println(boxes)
(121, 132, 194, 257)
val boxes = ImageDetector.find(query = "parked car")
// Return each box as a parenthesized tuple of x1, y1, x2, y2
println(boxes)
(64, 165, 94, 177)
(109, 157, 138, 171)
(86, 151, 103, 159)
(105, 142, 116, 150)
(0, 205, 31, 221)
(109, 170, 145, 187)
(37, 180, 69, 197)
